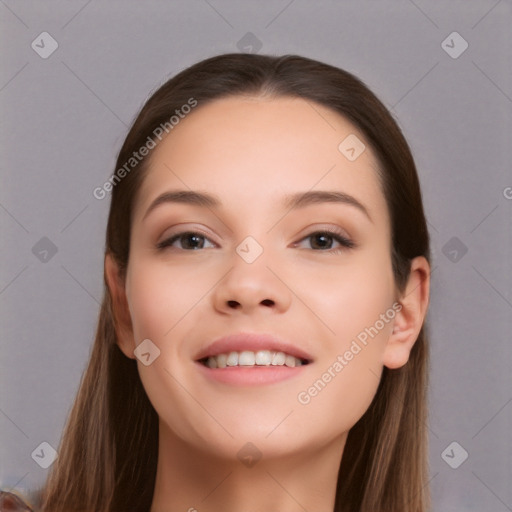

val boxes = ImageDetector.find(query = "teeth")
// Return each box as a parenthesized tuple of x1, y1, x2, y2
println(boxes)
(272, 351, 286, 365)
(255, 350, 272, 365)
(226, 352, 239, 366)
(239, 351, 255, 366)
(204, 350, 305, 368)
(285, 354, 296, 367)
(216, 353, 228, 368)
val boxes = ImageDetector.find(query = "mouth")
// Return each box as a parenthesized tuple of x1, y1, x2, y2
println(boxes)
(197, 350, 311, 369)
(193, 332, 313, 385)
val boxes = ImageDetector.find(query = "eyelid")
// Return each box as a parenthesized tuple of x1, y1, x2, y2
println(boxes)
(156, 225, 218, 249)
(156, 223, 356, 251)
(294, 226, 356, 250)
(296, 223, 354, 241)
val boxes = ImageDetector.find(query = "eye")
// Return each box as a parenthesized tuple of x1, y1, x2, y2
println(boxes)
(156, 231, 216, 251)
(294, 229, 355, 253)
(156, 228, 355, 253)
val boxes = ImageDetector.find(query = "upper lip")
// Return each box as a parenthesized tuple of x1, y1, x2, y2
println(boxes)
(194, 332, 314, 363)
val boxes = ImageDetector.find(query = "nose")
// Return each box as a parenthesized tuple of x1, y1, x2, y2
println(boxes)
(211, 249, 292, 315)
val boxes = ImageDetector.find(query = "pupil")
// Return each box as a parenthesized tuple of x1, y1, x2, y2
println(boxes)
(184, 234, 203, 249)
(312, 234, 332, 249)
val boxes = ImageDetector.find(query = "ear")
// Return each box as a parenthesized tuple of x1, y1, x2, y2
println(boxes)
(104, 252, 136, 360)
(382, 256, 430, 369)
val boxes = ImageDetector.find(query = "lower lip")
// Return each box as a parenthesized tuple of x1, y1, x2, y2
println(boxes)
(195, 362, 309, 385)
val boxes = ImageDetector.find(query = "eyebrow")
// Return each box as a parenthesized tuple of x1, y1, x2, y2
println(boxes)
(143, 189, 372, 222)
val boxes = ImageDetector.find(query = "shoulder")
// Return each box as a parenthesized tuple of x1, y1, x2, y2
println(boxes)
(0, 491, 34, 512)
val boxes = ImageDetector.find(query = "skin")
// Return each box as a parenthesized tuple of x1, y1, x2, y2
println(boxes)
(105, 95, 430, 512)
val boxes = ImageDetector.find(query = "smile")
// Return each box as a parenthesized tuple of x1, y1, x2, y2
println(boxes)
(199, 350, 310, 369)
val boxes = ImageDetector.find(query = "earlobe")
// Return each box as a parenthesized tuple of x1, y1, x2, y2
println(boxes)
(382, 256, 430, 369)
(104, 253, 136, 360)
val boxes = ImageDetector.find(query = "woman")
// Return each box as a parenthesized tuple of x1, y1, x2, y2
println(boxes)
(12, 53, 431, 511)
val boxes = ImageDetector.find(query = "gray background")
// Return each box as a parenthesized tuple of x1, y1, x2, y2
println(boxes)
(1, 1, 511, 510)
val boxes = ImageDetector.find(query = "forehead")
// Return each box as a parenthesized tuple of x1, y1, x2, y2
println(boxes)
(134, 95, 387, 224)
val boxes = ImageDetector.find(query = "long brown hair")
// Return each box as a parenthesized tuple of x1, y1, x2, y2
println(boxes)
(38, 53, 431, 512)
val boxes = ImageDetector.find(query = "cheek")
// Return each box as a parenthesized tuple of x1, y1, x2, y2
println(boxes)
(299, 247, 396, 396)
(295, 352, 383, 443)
(337, 266, 394, 342)
(295, 269, 396, 435)
(298, 246, 395, 349)
(125, 256, 210, 342)
(124, 258, 212, 442)
(290, 250, 396, 434)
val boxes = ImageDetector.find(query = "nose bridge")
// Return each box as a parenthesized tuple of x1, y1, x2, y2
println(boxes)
(231, 234, 275, 295)
(212, 233, 291, 313)
(235, 235, 266, 266)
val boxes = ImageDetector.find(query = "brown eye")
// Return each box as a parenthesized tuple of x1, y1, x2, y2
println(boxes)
(157, 231, 216, 251)
(310, 232, 335, 250)
(296, 230, 355, 252)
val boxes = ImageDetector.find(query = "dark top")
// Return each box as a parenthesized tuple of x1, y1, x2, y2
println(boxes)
(0, 491, 34, 512)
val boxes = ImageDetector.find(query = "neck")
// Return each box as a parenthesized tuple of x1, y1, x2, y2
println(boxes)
(149, 421, 346, 512)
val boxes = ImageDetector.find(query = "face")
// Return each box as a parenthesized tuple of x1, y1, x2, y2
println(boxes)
(117, 95, 402, 459)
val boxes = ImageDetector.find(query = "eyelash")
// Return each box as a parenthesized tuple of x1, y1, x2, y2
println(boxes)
(156, 228, 355, 253)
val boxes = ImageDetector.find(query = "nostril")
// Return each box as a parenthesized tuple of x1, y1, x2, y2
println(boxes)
(261, 299, 274, 306)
